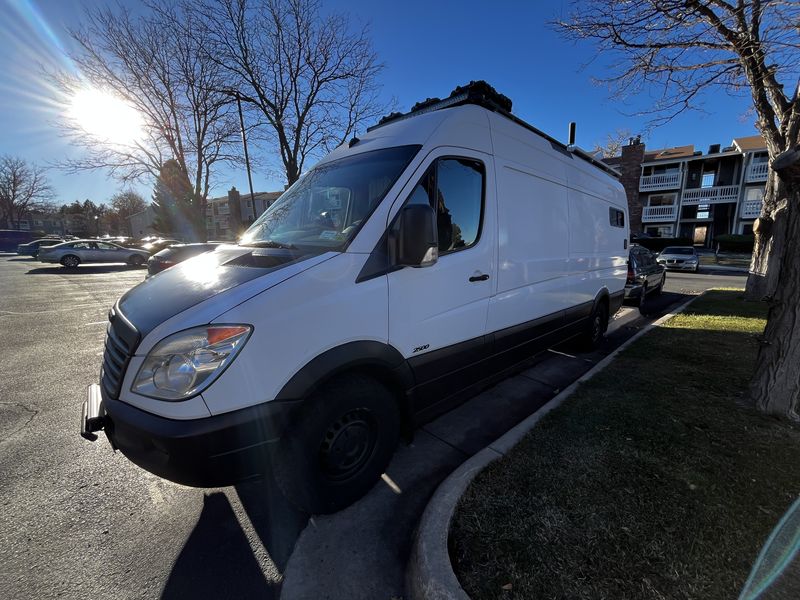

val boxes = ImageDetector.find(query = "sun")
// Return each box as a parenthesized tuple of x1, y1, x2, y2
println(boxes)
(68, 87, 144, 146)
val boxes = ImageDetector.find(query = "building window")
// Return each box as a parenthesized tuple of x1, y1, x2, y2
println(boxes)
(701, 172, 715, 188)
(741, 223, 754, 235)
(645, 225, 673, 237)
(696, 203, 711, 220)
(745, 187, 764, 202)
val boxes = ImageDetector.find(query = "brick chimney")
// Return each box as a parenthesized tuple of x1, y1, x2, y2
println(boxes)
(617, 136, 645, 235)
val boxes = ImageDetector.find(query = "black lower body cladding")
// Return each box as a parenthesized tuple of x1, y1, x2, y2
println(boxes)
(102, 390, 301, 488)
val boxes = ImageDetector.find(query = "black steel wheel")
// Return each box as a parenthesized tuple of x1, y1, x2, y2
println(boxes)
(579, 301, 609, 349)
(273, 374, 400, 514)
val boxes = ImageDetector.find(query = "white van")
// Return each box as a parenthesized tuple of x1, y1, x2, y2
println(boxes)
(81, 84, 628, 513)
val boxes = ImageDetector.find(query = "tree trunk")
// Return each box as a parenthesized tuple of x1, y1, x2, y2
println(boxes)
(749, 150, 800, 422)
(745, 175, 786, 301)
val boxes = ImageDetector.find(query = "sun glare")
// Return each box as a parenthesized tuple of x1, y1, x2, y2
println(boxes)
(68, 88, 144, 146)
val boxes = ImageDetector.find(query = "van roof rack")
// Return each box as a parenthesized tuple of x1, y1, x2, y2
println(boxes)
(368, 81, 620, 178)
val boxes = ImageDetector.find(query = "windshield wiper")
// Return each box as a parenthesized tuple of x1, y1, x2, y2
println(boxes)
(239, 240, 297, 250)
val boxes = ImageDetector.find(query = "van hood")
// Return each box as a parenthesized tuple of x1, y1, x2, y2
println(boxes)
(118, 245, 330, 338)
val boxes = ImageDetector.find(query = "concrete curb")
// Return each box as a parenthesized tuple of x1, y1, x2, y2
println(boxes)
(699, 264, 749, 273)
(406, 293, 703, 600)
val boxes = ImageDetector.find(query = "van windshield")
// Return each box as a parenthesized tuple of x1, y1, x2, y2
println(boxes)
(239, 145, 420, 251)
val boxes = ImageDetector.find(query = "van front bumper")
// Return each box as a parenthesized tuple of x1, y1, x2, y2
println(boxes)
(83, 384, 300, 487)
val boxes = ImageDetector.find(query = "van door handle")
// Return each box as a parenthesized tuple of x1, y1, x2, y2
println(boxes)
(469, 273, 490, 282)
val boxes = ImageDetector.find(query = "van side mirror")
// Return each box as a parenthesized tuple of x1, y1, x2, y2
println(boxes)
(390, 204, 438, 268)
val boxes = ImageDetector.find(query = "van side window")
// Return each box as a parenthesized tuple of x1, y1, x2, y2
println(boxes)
(609, 208, 625, 228)
(403, 157, 485, 254)
(436, 159, 484, 253)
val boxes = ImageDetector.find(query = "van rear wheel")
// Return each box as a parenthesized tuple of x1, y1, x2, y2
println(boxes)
(273, 374, 400, 514)
(580, 301, 608, 350)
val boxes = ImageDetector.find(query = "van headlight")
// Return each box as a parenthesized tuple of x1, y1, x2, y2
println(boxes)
(131, 325, 252, 400)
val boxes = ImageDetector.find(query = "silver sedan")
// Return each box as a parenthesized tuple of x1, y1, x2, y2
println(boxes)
(38, 240, 150, 268)
(656, 246, 700, 273)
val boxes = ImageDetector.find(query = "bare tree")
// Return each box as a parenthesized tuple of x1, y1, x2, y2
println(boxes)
(0, 156, 53, 229)
(51, 3, 239, 218)
(109, 190, 147, 237)
(593, 129, 634, 158)
(554, 1, 800, 420)
(184, 0, 389, 185)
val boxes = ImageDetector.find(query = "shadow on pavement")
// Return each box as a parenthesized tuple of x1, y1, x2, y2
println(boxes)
(25, 264, 145, 275)
(161, 492, 283, 600)
(162, 467, 307, 600)
(235, 478, 309, 571)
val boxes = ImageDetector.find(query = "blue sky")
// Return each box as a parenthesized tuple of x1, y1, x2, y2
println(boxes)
(0, 0, 759, 207)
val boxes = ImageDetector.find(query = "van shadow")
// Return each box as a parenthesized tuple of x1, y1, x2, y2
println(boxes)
(25, 264, 145, 275)
(161, 473, 308, 600)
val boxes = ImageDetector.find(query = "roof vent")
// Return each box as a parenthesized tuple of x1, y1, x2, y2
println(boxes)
(708, 144, 721, 154)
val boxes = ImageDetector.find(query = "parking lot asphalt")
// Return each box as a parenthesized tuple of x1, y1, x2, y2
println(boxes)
(0, 255, 746, 599)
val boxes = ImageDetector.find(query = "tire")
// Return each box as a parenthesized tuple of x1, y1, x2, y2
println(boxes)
(580, 301, 609, 349)
(655, 274, 665, 296)
(638, 284, 648, 310)
(60, 255, 80, 269)
(694, 265, 699, 273)
(273, 373, 400, 514)
(128, 254, 145, 267)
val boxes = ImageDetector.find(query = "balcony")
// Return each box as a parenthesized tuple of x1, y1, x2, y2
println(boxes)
(741, 199, 762, 219)
(746, 162, 769, 182)
(639, 172, 681, 192)
(642, 204, 678, 222)
(682, 185, 740, 205)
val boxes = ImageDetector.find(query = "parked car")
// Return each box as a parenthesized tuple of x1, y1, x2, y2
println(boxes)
(80, 83, 629, 514)
(624, 245, 666, 308)
(38, 239, 150, 268)
(140, 238, 181, 254)
(16, 237, 65, 258)
(657, 246, 700, 272)
(146, 243, 222, 278)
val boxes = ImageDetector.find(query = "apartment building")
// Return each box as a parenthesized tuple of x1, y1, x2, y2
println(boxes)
(604, 134, 768, 246)
(205, 187, 282, 240)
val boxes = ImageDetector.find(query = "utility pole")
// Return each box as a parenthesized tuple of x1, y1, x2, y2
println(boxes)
(226, 90, 258, 223)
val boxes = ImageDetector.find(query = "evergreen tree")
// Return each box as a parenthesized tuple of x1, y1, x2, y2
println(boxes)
(151, 159, 205, 241)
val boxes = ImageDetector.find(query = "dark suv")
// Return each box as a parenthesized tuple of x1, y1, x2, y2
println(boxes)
(146, 243, 221, 277)
(624, 245, 666, 309)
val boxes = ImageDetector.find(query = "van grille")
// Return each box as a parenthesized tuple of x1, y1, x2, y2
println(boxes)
(101, 307, 140, 399)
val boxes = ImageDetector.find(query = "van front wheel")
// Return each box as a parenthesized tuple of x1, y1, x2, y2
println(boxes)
(273, 374, 400, 514)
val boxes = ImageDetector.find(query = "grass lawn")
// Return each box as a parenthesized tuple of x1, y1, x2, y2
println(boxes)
(451, 290, 800, 599)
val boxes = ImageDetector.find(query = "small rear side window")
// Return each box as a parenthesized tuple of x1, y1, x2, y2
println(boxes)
(609, 208, 625, 228)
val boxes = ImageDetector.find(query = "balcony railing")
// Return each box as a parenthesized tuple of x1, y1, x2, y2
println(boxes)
(642, 205, 678, 222)
(746, 162, 769, 182)
(741, 200, 762, 219)
(639, 172, 681, 192)
(682, 185, 740, 204)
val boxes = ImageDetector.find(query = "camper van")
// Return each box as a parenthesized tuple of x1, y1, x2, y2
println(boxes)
(81, 84, 628, 513)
